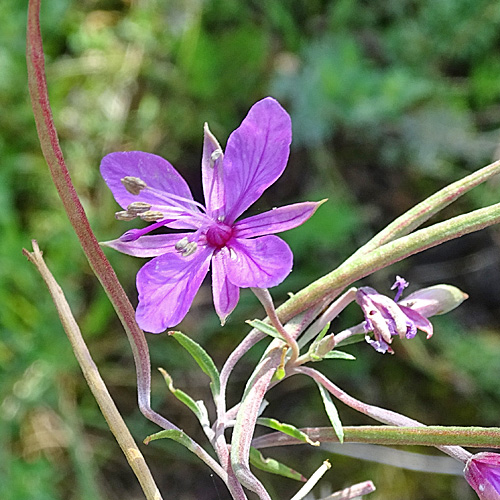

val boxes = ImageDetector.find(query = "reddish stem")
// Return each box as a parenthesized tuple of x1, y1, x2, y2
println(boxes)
(26, 0, 169, 429)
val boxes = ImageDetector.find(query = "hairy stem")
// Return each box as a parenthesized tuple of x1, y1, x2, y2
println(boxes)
(292, 366, 471, 463)
(27, 0, 170, 432)
(252, 425, 500, 450)
(277, 202, 500, 325)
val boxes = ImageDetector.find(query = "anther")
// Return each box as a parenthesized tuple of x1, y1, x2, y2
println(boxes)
(210, 149, 223, 168)
(181, 242, 198, 257)
(175, 237, 189, 251)
(121, 176, 147, 195)
(139, 210, 164, 222)
(115, 210, 137, 221)
(127, 201, 152, 215)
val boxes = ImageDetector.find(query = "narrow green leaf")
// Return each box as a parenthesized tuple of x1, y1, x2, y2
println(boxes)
(158, 368, 210, 427)
(249, 447, 306, 482)
(144, 429, 192, 449)
(309, 323, 330, 352)
(316, 382, 344, 443)
(257, 417, 319, 446)
(246, 319, 286, 342)
(321, 350, 356, 360)
(169, 331, 220, 397)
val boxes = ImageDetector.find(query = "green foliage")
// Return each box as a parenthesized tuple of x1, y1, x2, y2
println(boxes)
(316, 381, 344, 444)
(249, 447, 305, 482)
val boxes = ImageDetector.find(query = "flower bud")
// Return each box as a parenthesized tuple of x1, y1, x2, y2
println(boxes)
(464, 452, 500, 499)
(398, 285, 468, 318)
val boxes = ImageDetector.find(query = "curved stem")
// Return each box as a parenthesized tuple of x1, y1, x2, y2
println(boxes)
(292, 366, 471, 463)
(251, 288, 300, 364)
(24, 241, 162, 500)
(27, 0, 162, 430)
(26, 0, 227, 486)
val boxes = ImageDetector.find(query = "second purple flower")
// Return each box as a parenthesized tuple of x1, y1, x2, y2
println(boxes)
(101, 97, 322, 333)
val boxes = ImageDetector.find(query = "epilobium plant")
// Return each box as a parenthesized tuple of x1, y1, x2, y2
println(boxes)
(25, 1, 500, 499)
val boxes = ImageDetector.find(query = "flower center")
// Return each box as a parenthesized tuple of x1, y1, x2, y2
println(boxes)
(205, 222, 233, 249)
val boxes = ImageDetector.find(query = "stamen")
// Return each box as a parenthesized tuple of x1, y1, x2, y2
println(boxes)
(115, 210, 137, 221)
(210, 149, 223, 168)
(139, 210, 165, 222)
(127, 201, 152, 215)
(181, 242, 198, 257)
(144, 186, 207, 214)
(175, 237, 190, 251)
(121, 176, 147, 195)
(119, 220, 172, 242)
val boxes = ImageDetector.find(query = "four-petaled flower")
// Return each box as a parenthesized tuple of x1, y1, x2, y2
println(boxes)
(101, 97, 322, 333)
(464, 452, 500, 500)
(356, 277, 468, 354)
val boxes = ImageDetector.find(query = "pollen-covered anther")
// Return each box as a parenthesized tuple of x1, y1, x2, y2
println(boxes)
(121, 176, 148, 195)
(127, 201, 152, 215)
(180, 242, 198, 257)
(139, 210, 164, 222)
(115, 210, 137, 221)
(175, 237, 190, 251)
(210, 149, 223, 168)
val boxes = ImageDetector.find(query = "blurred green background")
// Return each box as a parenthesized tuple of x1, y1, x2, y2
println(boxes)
(2, 0, 500, 499)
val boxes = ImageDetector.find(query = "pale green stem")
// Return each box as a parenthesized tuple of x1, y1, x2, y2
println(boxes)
(277, 202, 500, 325)
(349, 158, 500, 259)
(23, 241, 162, 500)
(252, 425, 500, 450)
(292, 366, 471, 463)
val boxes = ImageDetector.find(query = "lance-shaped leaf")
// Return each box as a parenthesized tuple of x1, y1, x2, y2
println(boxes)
(246, 319, 287, 342)
(257, 417, 320, 446)
(144, 429, 193, 450)
(311, 350, 356, 361)
(317, 382, 344, 444)
(158, 368, 211, 432)
(309, 323, 330, 352)
(249, 447, 306, 482)
(169, 331, 220, 397)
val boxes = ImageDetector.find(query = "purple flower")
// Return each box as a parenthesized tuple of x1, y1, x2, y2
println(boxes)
(100, 98, 322, 333)
(464, 452, 500, 500)
(356, 279, 468, 354)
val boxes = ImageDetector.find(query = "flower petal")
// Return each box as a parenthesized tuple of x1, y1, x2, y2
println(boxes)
(224, 235, 293, 288)
(100, 151, 197, 214)
(399, 305, 434, 339)
(212, 249, 240, 325)
(135, 247, 213, 333)
(234, 201, 324, 238)
(222, 98, 292, 223)
(201, 123, 225, 219)
(101, 233, 191, 258)
(465, 453, 500, 500)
